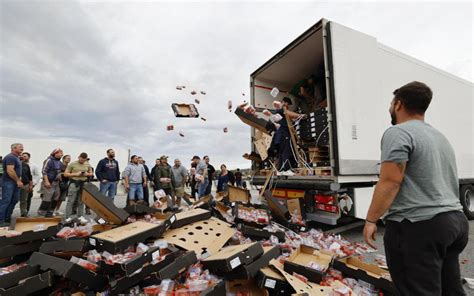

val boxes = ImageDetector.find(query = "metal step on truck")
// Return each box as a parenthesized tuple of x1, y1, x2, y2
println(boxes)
(247, 18, 474, 225)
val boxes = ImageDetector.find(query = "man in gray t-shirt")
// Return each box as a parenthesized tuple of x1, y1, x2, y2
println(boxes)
(363, 81, 468, 295)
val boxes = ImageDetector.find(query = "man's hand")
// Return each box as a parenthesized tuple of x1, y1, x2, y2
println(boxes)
(44, 181, 51, 189)
(101, 179, 108, 183)
(363, 221, 378, 249)
(16, 180, 24, 188)
(125, 184, 129, 192)
(28, 184, 33, 192)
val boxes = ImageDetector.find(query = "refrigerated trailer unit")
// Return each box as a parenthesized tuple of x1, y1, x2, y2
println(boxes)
(250, 19, 474, 225)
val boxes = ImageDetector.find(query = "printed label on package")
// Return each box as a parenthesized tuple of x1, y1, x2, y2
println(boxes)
(265, 279, 277, 289)
(230, 257, 241, 269)
(170, 215, 176, 223)
(97, 218, 106, 224)
(152, 250, 160, 261)
(89, 238, 96, 246)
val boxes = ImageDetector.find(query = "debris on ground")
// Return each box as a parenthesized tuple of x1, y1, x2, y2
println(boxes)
(0, 182, 397, 295)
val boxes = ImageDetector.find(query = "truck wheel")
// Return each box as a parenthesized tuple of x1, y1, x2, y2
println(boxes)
(460, 184, 474, 220)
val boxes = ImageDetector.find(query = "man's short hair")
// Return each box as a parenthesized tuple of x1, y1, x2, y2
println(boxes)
(203, 155, 209, 160)
(131, 155, 138, 161)
(11, 143, 22, 149)
(22, 152, 31, 158)
(106, 148, 113, 153)
(393, 81, 433, 115)
(79, 152, 88, 159)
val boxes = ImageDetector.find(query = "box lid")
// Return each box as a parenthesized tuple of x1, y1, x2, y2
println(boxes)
(82, 183, 129, 224)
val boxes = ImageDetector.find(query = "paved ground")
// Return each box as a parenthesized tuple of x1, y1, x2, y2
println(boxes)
(10, 182, 474, 294)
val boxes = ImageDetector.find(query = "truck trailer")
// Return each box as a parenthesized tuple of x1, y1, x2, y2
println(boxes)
(249, 19, 474, 225)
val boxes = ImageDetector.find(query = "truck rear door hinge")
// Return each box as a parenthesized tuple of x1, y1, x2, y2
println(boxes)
(325, 70, 330, 78)
(327, 113, 333, 121)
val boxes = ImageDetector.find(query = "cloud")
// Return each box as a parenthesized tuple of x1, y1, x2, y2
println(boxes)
(1, 1, 472, 170)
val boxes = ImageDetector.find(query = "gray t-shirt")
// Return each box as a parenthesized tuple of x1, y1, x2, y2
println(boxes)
(196, 161, 208, 180)
(172, 165, 187, 186)
(381, 120, 462, 222)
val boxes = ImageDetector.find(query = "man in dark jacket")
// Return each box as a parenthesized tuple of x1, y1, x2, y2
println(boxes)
(138, 157, 151, 205)
(96, 149, 120, 200)
(153, 156, 176, 210)
(19, 153, 33, 217)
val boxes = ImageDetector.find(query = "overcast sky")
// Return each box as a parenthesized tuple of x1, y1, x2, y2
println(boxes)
(1, 1, 472, 169)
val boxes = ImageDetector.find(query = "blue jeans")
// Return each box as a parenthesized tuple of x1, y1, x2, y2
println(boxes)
(128, 183, 144, 200)
(99, 181, 117, 199)
(198, 179, 209, 197)
(0, 181, 20, 222)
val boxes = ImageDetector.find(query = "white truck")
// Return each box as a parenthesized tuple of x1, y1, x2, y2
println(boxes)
(249, 19, 474, 225)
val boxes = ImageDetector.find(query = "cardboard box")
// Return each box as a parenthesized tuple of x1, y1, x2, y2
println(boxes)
(0, 240, 43, 259)
(39, 239, 90, 258)
(212, 201, 232, 222)
(98, 246, 161, 276)
(226, 246, 280, 280)
(163, 217, 235, 257)
(190, 194, 212, 210)
(0, 265, 54, 296)
(270, 259, 333, 296)
(171, 103, 199, 118)
(287, 198, 303, 216)
(238, 224, 285, 242)
(29, 252, 108, 291)
(108, 246, 181, 294)
(170, 208, 212, 229)
(235, 107, 275, 135)
(333, 256, 395, 293)
(234, 203, 271, 229)
(82, 183, 130, 225)
(256, 266, 295, 296)
(283, 245, 333, 284)
(264, 190, 291, 224)
(202, 242, 264, 274)
(150, 212, 177, 230)
(158, 251, 198, 280)
(226, 279, 269, 296)
(124, 204, 161, 215)
(200, 280, 226, 296)
(90, 221, 165, 253)
(228, 185, 251, 203)
(0, 217, 61, 247)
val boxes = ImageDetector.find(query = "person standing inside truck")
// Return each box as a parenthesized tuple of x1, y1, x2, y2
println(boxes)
(269, 97, 302, 171)
(363, 81, 469, 295)
(64, 152, 93, 218)
(96, 149, 120, 201)
(290, 73, 326, 114)
(37, 148, 63, 217)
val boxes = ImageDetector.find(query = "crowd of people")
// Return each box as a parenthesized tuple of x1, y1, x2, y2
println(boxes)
(0, 144, 245, 226)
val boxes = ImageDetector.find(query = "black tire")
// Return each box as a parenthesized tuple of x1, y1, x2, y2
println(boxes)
(460, 184, 474, 220)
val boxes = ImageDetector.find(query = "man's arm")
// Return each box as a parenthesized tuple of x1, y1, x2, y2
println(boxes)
(363, 161, 406, 248)
(142, 167, 148, 185)
(6, 165, 20, 182)
(64, 165, 80, 178)
(154, 168, 162, 189)
(115, 161, 120, 181)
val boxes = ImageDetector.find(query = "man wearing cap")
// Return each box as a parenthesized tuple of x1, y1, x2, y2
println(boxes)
(64, 152, 93, 218)
(269, 97, 302, 171)
(0, 143, 24, 226)
(37, 148, 63, 217)
(171, 159, 187, 207)
(154, 156, 176, 210)
(123, 155, 148, 205)
(192, 156, 208, 197)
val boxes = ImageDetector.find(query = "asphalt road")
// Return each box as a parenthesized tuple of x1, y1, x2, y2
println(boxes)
(10, 183, 474, 294)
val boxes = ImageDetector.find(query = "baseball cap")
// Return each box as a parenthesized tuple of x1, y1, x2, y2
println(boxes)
(160, 155, 168, 160)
